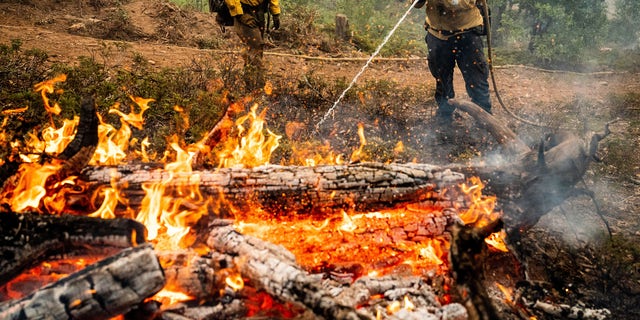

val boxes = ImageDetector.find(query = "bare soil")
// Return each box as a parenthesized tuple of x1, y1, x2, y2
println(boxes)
(1, 0, 640, 318)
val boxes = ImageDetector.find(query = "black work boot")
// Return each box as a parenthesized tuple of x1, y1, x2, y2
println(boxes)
(435, 110, 453, 125)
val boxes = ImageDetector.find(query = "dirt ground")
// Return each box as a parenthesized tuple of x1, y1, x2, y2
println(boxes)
(1, 0, 640, 318)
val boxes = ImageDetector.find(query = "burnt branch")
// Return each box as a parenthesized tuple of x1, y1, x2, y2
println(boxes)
(0, 244, 165, 320)
(0, 211, 146, 286)
(207, 222, 370, 320)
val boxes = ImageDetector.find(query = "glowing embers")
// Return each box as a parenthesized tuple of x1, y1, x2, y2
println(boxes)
(235, 205, 454, 278)
(0, 256, 103, 301)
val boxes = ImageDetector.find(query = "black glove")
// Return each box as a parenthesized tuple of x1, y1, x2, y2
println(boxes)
(237, 13, 258, 28)
(272, 14, 280, 30)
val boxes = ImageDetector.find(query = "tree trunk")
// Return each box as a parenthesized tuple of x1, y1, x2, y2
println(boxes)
(80, 162, 466, 216)
(335, 14, 350, 41)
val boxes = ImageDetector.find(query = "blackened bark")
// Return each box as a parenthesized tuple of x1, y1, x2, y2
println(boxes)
(0, 211, 146, 286)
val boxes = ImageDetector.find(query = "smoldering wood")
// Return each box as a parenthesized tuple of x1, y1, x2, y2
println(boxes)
(528, 300, 611, 320)
(0, 244, 165, 320)
(80, 162, 466, 215)
(448, 99, 529, 155)
(333, 275, 468, 320)
(192, 98, 237, 168)
(160, 299, 246, 320)
(56, 96, 99, 177)
(448, 98, 611, 239)
(446, 219, 504, 320)
(207, 222, 370, 320)
(158, 249, 234, 300)
(0, 211, 147, 286)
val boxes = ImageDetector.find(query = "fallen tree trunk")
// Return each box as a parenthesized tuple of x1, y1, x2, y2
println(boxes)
(0, 244, 165, 320)
(80, 162, 467, 215)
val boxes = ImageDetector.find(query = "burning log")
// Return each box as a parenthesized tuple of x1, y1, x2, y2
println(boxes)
(207, 221, 369, 320)
(207, 221, 469, 320)
(0, 211, 146, 287)
(446, 219, 503, 320)
(0, 243, 165, 320)
(158, 249, 234, 300)
(80, 162, 466, 215)
(56, 96, 99, 177)
(161, 300, 246, 320)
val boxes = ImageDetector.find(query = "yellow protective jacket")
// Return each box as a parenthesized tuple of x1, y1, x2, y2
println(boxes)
(423, 0, 483, 40)
(224, 0, 281, 17)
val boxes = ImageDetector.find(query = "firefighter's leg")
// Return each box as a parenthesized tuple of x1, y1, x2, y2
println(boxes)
(426, 33, 456, 118)
(456, 32, 492, 113)
(234, 20, 265, 89)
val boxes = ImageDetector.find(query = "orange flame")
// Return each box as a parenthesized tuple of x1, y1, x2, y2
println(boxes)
(154, 289, 193, 306)
(485, 230, 509, 252)
(34, 74, 66, 123)
(91, 97, 153, 165)
(136, 135, 209, 250)
(218, 104, 281, 168)
(225, 273, 245, 291)
(459, 176, 500, 228)
(350, 123, 367, 163)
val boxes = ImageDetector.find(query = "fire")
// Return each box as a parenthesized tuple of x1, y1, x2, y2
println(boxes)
(34, 74, 66, 123)
(1, 75, 510, 316)
(218, 103, 281, 168)
(154, 289, 193, 306)
(496, 282, 514, 304)
(91, 96, 153, 166)
(3, 162, 61, 212)
(350, 122, 367, 163)
(485, 229, 509, 252)
(236, 207, 452, 277)
(225, 273, 245, 291)
(458, 176, 500, 228)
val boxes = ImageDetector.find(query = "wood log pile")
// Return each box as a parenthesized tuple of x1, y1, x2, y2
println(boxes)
(0, 98, 616, 320)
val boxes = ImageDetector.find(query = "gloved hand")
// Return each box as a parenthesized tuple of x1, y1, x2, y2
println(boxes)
(236, 13, 258, 28)
(413, 0, 426, 8)
(272, 14, 280, 30)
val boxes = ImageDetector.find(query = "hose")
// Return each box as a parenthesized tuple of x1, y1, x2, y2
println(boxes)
(480, 0, 549, 128)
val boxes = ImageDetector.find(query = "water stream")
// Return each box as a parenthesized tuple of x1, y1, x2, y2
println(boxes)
(314, 0, 422, 131)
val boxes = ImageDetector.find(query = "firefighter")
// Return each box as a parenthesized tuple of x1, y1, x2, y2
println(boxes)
(414, 0, 492, 123)
(224, 0, 281, 89)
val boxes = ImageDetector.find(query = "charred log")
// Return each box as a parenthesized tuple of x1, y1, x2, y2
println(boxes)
(160, 299, 246, 320)
(207, 221, 370, 320)
(0, 211, 146, 286)
(448, 99, 529, 155)
(80, 162, 466, 216)
(56, 96, 99, 177)
(446, 219, 503, 320)
(334, 275, 468, 320)
(158, 250, 235, 300)
(0, 244, 165, 320)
